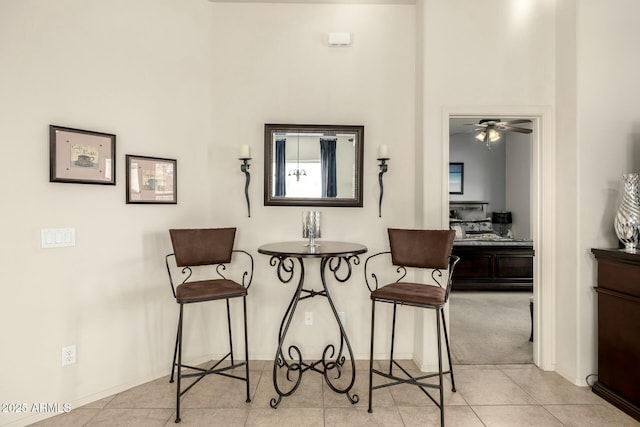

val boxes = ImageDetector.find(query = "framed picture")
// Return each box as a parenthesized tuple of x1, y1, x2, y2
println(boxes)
(49, 125, 116, 185)
(126, 155, 177, 204)
(449, 162, 464, 194)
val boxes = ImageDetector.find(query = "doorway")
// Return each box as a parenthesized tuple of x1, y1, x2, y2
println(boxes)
(442, 107, 554, 369)
(448, 116, 533, 364)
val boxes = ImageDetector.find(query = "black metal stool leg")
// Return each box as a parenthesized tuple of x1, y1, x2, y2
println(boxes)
(440, 309, 456, 392)
(227, 299, 235, 366)
(175, 304, 184, 423)
(389, 303, 397, 374)
(170, 313, 180, 384)
(243, 295, 251, 403)
(368, 300, 376, 414)
(436, 308, 444, 427)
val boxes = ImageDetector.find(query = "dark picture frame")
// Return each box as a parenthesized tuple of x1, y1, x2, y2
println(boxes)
(126, 155, 177, 204)
(449, 162, 464, 194)
(263, 123, 364, 207)
(49, 125, 116, 185)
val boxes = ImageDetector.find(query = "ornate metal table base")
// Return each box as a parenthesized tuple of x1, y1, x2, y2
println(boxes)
(259, 242, 366, 408)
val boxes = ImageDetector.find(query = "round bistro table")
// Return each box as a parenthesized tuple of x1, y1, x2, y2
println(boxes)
(257, 241, 368, 408)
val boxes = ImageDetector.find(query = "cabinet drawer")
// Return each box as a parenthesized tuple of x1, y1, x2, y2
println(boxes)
(598, 260, 640, 297)
(455, 255, 492, 278)
(496, 255, 533, 278)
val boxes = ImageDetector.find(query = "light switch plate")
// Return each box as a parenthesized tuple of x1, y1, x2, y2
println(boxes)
(42, 228, 75, 248)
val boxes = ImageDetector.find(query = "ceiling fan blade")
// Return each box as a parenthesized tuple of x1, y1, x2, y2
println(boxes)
(499, 125, 533, 134)
(501, 119, 532, 125)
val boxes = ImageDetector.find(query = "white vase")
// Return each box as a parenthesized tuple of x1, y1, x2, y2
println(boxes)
(614, 173, 640, 251)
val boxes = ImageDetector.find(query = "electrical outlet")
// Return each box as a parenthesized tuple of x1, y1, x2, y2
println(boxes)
(62, 345, 76, 366)
(304, 311, 313, 326)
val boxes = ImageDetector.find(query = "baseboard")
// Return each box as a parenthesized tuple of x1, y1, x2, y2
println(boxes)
(2, 354, 217, 427)
(592, 382, 640, 422)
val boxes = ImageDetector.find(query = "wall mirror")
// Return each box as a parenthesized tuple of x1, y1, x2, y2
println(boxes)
(264, 124, 364, 207)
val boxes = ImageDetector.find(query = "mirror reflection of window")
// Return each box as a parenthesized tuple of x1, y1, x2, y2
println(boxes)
(271, 134, 356, 198)
(286, 162, 321, 197)
(336, 138, 356, 198)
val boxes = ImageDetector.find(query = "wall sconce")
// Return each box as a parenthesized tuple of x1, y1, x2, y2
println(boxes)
(239, 144, 251, 218)
(377, 144, 390, 218)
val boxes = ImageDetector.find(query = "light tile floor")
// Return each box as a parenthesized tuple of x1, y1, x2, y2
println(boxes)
(31, 361, 639, 426)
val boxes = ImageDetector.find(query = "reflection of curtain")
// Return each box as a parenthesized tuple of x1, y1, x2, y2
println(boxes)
(320, 138, 337, 198)
(275, 139, 286, 197)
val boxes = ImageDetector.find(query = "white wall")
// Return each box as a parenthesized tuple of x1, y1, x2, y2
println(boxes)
(0, 1, 416, 425)
(422, 0, 556, 224)
(449, 130, 532, 239)
(0, 1, 218, 425)
(552, 0, 640, 386)
(506, 132, 532, 239)
(209, 1, 417, 363)
(420, 0, 556, 371)
(554, 0, 580, 384)
(430, 0, 640, 386)
(449, 132, 507, 212)
(571, 0, 640, 384)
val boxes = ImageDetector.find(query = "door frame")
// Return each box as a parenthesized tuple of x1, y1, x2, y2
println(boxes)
(442, 106, 555, 370)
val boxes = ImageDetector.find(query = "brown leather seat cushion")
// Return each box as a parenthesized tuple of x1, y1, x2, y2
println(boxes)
(371, 282, 446, 307)
(176, 279, 247, 304)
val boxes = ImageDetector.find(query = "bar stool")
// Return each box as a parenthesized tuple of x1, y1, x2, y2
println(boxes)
(364, 229, 459, 427)
(165, 228, 253, 423)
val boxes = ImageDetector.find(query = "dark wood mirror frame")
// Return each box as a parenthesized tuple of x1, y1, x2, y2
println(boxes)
(264, 124, 364, 207)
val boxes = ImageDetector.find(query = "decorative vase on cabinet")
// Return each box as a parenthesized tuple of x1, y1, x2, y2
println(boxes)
(614, 173, 640, 251)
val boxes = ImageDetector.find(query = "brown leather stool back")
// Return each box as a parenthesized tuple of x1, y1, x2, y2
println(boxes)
(170, 228, 235, 267)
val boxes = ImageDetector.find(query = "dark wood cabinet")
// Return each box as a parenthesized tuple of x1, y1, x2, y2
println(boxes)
(451, 245, 534, 291)
(591, 248, 640, 422)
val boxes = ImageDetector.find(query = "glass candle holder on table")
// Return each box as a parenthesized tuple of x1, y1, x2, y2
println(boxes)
(302, 211, 321, 247)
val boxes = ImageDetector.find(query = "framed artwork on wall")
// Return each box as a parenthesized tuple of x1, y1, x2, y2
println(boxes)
(49, 125, 116, 185)
(449, 162, 464, 194)
(126, 155, 177, 204)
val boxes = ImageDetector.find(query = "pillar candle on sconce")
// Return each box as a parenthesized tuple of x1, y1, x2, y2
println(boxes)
(377, 145, 390, 218)
(239, 145, 251, 218)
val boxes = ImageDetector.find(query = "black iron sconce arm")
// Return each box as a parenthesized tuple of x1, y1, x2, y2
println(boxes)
(240, 158, 251, 217)
(378, 158, 389, 218)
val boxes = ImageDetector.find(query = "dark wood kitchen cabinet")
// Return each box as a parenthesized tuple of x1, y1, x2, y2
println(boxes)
(591, 248, 640, 422)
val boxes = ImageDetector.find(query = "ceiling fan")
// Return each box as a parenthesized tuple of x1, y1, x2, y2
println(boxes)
(463, 119, 533, 148)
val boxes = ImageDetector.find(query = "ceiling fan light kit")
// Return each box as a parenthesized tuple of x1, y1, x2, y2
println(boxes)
(475, 128, 501, 146)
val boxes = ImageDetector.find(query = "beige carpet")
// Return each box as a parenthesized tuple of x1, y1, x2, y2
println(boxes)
(449, 291, 533, 365)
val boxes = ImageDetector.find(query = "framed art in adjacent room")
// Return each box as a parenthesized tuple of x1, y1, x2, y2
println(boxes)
(49, 125, 116, 185)
(126, 155, 177, 204)
(449, 162, 464, 194)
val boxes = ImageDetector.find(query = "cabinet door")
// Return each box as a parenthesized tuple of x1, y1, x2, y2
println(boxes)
(597, 290, 640, 406)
